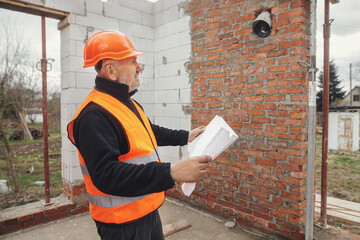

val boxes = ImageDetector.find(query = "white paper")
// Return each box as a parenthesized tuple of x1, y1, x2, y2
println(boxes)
(182, 115, 239, 196)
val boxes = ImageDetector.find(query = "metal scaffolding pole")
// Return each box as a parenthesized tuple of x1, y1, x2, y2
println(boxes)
(41, 15, 50, 205)
(320, 0, 331, 228)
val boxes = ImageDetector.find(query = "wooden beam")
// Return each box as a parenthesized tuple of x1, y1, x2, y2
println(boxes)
(0, 0, 68, 20)
(163, 219, 191, 237)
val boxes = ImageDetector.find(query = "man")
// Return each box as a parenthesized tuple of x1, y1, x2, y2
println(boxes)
(67, 30, 211, 240)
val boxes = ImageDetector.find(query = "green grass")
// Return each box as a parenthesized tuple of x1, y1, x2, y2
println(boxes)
(315, 134, 360, 203)
(0, 127, 62, 209)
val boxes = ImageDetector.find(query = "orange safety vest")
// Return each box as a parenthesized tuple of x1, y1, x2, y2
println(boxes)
(67, 88, 165, 224)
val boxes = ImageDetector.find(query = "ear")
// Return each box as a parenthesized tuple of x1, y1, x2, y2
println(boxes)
(104, 64, 118, 81)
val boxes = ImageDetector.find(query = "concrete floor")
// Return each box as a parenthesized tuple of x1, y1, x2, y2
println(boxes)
(2, 199, 262, 240)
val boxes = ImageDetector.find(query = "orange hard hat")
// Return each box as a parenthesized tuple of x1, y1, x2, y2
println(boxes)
(83, 30, 144, 68)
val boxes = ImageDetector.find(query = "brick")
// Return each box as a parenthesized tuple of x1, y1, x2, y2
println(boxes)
(22, 217, 46, 228)
(267, 80, 288, 87)
(0, 223, 22, 234)
(278, 8, 307, 20)
(278, 87, 306, 94)
(244, 96, 263, 102)
(4, 218, 18, 226)
(19, 214, 32, 222)
(256, 88, 276, 95)
(247, 53, 267, 61)
(255, 158, 276, 167)
(251, 191, 269, 200)
(282, 177, 304, 186)
(267, 65, 289, 73)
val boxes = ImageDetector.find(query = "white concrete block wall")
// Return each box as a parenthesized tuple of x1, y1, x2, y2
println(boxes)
(152, 0, 191, 163)
(23, 0, 191, 183)
(56, 0, 158, 183)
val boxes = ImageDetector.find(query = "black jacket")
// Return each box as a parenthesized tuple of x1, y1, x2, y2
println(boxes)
(72, 77, 189, 198)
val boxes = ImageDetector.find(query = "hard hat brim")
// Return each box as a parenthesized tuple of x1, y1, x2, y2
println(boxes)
(83, 50, 144, 68)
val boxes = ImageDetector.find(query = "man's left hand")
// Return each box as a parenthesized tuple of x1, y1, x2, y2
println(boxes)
(188, 126, 206, 142)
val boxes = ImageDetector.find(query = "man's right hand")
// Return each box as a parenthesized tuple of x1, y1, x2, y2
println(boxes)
(170, 155, 211, 182)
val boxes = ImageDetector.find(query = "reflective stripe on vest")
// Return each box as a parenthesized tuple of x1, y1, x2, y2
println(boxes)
(79, 148, 159, 208)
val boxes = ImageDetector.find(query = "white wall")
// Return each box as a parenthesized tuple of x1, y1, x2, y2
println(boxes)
(329, 112, 360, 152)
(149, 0, 192, 163)
(20, 0, 191, 183)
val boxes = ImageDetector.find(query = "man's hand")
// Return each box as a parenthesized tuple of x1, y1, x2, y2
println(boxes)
(170, 155, 211, 182)
(188, 126, 206, 142)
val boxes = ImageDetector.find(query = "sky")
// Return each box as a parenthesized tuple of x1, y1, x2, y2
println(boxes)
(316, 0, 360, 92)
(0, 0, 359, 94)
(0, 9, 60, 94)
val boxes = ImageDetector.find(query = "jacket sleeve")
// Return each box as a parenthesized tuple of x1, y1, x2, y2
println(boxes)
(151, 123, 189, 146)
(73, 105, 175, 197)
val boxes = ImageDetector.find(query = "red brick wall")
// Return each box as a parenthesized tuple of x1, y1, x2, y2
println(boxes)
(168, 0, 310, 239)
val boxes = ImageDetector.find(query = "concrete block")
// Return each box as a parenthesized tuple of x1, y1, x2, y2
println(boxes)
(140, 63, 154, 78)
(140, 77, 154, 91)
(154, 6, 181, 27)
(134, 90, 154, 104)
(76, 72, 95, 89)
(113, 0, 153, 14)
(180, 89, 191, 103)
(61, 88, 92, 104)
(158, 146, 181, 163)
(75, 12, 119, 30)
(155, 116, 180, 129)
(85, 0, 103, 15)
(140, 103, 155, 119)
(162, 16, 190, 37)
(125, 23, 154, 40)
(179, 30, 191, 46)
(154, 26, 164, 39)
(60, 104, 78, 132)
(141, 12, 154, 27)
(154, 89, 180, 104)
(40, 0, 85, 15)
(154, 77, 164, 90)
(61, 39, 76, 59)
(75, 40, 85, 57)
(137, 52, 154, 66)
(156, 60, 187, 78)
(70, 24, 87, 42)
(61, 72, 76, 89)
(180, 116, 191, 130)
(61, 56, 83, 73)
(62, 164, 83, 183)
(131, 36, 154, 53)
(154, 0, 163, 14)
(104, 3, 142, 25)
(163, 103, 184, 117)
(154, 103, 164, 116)
(163, 75, 191, 90)
(163, 0, 186, 11)
(154, 33, 180, 51)
(61, 142, 77, 160)
(163, 44, 191, 63)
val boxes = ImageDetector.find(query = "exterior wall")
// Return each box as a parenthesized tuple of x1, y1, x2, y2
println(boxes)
(152, 0, 192, 163)
(58, 0, 155, 186)
(167, 0, 311, 239)
(338, 86, 360, 106)
(5, 0, 312, 238)
(18, 0, 190, 200)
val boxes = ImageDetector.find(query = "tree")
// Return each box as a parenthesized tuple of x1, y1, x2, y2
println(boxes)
(316, 60, 346, 112)
(0, 18, 37, 193)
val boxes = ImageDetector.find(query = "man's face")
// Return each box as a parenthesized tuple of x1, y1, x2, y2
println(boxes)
(103, 57, 142, 92)
(117, 57, 142, 92)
